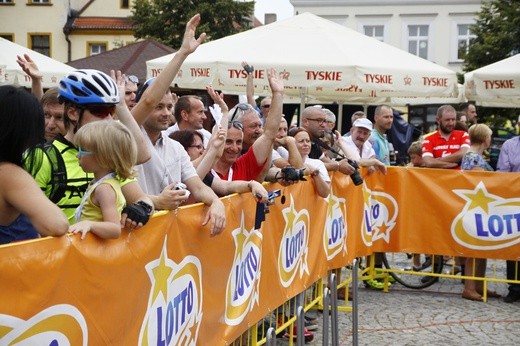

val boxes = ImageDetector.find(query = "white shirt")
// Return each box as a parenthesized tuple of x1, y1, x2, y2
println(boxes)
(340, 136, 375, 160)
(136, 127, 197, 195)
(304, 157, 330, 183)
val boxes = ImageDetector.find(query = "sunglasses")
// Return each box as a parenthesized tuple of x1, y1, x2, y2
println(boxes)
(261, 104, 270, 108)
(77, 147, 95, 156)
(82, 105, 114, 118)
(125, 75, 139, 84)
(228, 121, 244, 130)
(230, 103, 252, 122)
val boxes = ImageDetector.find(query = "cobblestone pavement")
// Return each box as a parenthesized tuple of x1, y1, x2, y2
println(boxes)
(276, 261, 520, 345)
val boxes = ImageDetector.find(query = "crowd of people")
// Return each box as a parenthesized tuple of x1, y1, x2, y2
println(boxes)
(1, 13, 519, 343)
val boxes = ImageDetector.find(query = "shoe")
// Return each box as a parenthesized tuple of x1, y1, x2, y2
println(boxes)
(283, 326, 314, 343)
(304, 314, 318, 324)
(503, 291, 520, 303)
(364, 279, 388, 290)
(304, 319, 318, 331)
(462, 289, 483, 302)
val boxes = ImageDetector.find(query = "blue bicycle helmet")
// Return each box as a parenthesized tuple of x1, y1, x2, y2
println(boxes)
(58, 69, 120, 105)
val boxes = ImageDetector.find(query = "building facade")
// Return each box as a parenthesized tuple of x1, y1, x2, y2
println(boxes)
(290, 0, 485, 74)
(0, 0, 135, 62)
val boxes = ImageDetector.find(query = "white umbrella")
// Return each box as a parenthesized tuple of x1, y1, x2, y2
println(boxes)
(147, 12, 458, 104)
(0, 38, 74, 88)
(464, 54, 520, 108)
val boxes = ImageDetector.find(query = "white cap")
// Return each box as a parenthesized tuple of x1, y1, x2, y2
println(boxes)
(353, 118, 373, 131)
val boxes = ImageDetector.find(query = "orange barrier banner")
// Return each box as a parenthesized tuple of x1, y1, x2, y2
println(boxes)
(0, 167, 519, 344)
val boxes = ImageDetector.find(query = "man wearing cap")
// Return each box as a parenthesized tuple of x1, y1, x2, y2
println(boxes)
(339, 118, 386, 174)
(343, 110, 367, 137)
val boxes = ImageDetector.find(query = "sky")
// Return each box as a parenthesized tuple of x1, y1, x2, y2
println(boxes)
(253, 0, 294, 24)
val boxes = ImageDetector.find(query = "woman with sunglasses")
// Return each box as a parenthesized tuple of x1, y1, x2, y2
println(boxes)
(0, 85, 69, 244)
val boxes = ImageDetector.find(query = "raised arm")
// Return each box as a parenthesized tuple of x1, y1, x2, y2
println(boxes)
(131, 14, 206, 125)
(252, 68, 284, 165)
(242, 62, 256, 108)
(112, 70, 151, 164)
(16, 54, 43, 100)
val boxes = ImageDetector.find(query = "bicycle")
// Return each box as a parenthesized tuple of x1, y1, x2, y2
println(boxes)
(382, 253, 444, 289)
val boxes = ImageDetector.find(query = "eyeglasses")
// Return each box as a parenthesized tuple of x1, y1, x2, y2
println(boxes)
(228, 121, 244, 130)
(125, 75, 139, 84)
(189, 144, 205, 150)
(230, 103, 252, 122)
(83, 105, 114, 118)
(306, 118, 327, 125)
(261, 104, 270, 108)
(77, 147, 95, 156)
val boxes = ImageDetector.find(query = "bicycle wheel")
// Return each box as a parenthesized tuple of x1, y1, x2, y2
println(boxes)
(382, 253, 443, 289)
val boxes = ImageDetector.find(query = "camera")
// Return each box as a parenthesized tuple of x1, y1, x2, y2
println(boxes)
(173, 182, 191, 197)
(346, 159, 363, 186)
(263, 190, 281, 214)
(174, 182, 187, 190)
(280, 167, 307, 182)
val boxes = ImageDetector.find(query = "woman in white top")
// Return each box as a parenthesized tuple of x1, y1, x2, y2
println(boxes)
(289, 127, 331, 198)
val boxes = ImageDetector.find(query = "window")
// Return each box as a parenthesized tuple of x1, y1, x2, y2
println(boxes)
(89, 43, 107, 56)
(0, 34, 14, 41)
(456, 24, 475, 60)
(364, 25, 385, 42)
(0, 0, 14, 3)
(121, 0, 129, 9)
(31, 0, 50, 3)
(408, 25, 429, 59)
(357, 16, 390, 43)
(30, 34, 50, 56)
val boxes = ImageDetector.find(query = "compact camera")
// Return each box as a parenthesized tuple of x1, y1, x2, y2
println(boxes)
(173, 182, 190, 197)
(174, 182, 187, 190)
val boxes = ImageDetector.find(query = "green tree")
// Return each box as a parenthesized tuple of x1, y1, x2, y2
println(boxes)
(462, 0, 520, 126)
(131, 0, 255, 49)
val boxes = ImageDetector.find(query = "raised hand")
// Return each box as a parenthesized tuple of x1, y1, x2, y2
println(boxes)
(179, 14, 206, 55)
(16, 54, 42, 80)
(267, 68, 284, 94)
(206, 85, 228, 113)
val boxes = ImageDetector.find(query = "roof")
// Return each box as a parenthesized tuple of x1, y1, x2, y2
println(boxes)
(67, 39, 175, 83)
(68, 17, 135, 31)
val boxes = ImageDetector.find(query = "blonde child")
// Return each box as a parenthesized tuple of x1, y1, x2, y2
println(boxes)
(69, 120, 137, 239)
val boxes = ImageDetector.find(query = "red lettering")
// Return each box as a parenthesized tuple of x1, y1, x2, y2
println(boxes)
(483, 80, 515, 89)
(364, 74, 393, 84)
(190, 68, 210, 77)
(422, 77, 448, 87)
(151, 68, 163, 77)
(335, 85, 361, 93)
(227, 69, 264, 79)
(305, 70, 342, 81)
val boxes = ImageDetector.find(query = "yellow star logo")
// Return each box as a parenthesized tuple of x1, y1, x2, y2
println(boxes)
(151, 248, 173, 302)
(283, 196, 297, 228)
(457, 182, 498, 214)
(327, 190, 338, 218)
